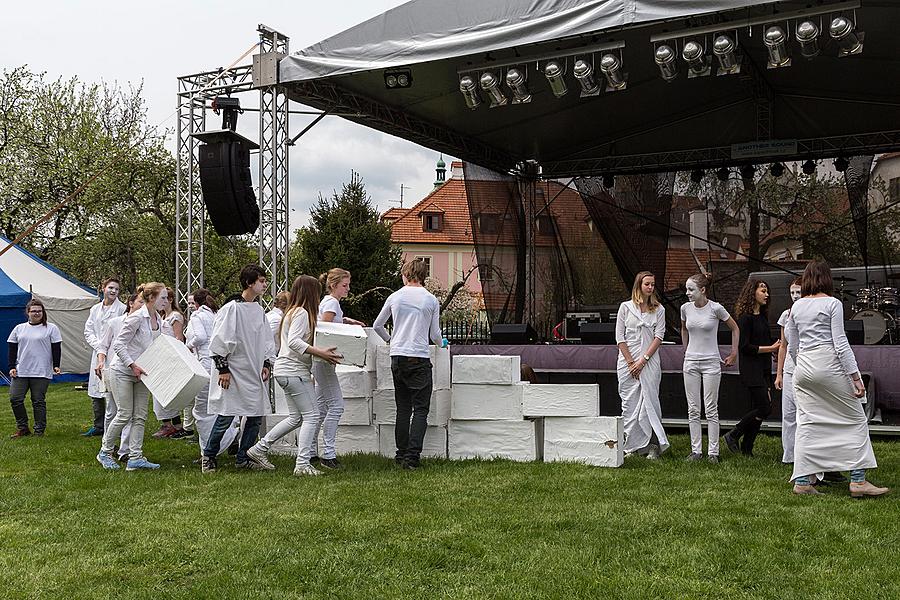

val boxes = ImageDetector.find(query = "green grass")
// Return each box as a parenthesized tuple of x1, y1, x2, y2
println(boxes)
(1, 384, 899, 599)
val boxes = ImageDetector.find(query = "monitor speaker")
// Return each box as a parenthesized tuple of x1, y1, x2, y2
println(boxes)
(580, 322, 617, 345)
(844, 319, 864, 345)
(491, 323, 538, 344)
(198, 140, 259, 235)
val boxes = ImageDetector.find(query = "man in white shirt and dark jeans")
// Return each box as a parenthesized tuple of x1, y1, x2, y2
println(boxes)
(373, 259, 442, 470)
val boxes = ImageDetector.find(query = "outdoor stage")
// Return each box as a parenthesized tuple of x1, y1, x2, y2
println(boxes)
(451, 344, 900, 434)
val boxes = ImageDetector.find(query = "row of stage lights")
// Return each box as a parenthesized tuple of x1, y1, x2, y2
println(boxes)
(455, 12, 863, 110)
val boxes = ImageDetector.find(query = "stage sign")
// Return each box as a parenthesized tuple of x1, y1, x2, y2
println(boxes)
(730, 139, 797, 160)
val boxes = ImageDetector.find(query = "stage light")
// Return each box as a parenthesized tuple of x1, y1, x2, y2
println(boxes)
(505, 68, 532, 104)
(384, 69, 413, 89)
(796, 20, 820, 59)
(572, 60, 600, 97)
(682, 41, 710, 77)
(599, 53, 627, 90)
(764, 26, 791, 68)
(479, 71, 508, 108)
(602, 174, 615, 189)
(769, 162, 785, 177)
(544, 61, 568, 98)
(740, 164, 756, 180)
(713, 34, 740, 74)
(690, 169, 705, 184)
(830, 16, 863, 56)
(716, 167, 730, 182)
(802, 159, 817, 175)
(655, 44, 678, 82)
(459, 75, 482, 110)
(834, 157, 849, 172)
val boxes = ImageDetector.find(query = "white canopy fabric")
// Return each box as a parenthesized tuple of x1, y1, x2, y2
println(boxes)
(281, 0, 767, 82)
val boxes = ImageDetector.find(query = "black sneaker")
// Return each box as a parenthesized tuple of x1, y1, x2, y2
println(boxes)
(170, 428, 194, 440)
(723, 431, 740, 454)
(394, 456, 404, 466)
(401, 459, 420, 471)
(707, 455, 719, 465)
(201, 456, 217, 473)
(319, 458, 342, 470)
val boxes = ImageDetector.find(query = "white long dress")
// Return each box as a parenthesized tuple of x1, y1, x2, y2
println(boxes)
(787, 296, 877, 480)
(616, 300, 669, 454)
(208, 300, 276, 417)
(83, 299, 126, 397)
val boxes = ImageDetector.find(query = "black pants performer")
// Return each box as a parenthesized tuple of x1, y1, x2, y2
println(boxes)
(731, 385, 772, 455)
(392, 356, 432, 466)
(10, 377, 51, 434)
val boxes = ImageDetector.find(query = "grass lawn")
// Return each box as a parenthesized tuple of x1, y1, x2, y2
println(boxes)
(1, 383, 899, 599)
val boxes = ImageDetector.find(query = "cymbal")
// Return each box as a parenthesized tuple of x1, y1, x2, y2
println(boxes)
(833, 275, 857, 282)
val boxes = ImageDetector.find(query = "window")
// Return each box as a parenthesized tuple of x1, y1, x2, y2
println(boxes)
(478, 213, 499, 234)
(423, 213, 442, 232)
(414, 256, 433, 278)
(536, 214, 555, 236)
(478, 259, 494, 281)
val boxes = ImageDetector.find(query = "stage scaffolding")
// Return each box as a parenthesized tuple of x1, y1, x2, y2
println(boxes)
(175, 25, 290, 307)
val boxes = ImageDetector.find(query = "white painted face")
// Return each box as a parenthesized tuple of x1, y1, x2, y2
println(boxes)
(187, 295, 197, 312)
(790, 284, 801, 303)
(685, 278, 704, 303)
(104, 282, 120, 301)
(153, 288, 168, 312)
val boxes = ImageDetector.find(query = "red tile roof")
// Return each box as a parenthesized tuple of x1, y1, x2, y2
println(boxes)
(382, 207, 410, 222)
(388, 179, 474, 244)
(665, 248, 702, 291)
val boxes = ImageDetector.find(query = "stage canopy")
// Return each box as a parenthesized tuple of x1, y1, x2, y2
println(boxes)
(281, 0, 900, 177)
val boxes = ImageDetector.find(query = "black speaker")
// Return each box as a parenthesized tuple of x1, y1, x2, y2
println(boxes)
(198, 137, 259, 235)
(491, 323, 538, 344)
(580, 322, 618, 345)
(844, 320, 864, 345)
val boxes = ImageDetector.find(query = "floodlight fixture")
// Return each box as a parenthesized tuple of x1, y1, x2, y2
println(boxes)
(599, 53, 627, 90)
(480, 71, 508, 108)
(384, 68, 413, 89)
(830, 16, 863, 56)
(764, 25, 791, 68)
(573, 59, 601, 96)
(682, 41, 710, 77)
(690, 169, 705, 184)
(505, 68, 532, 104)
(712, 34, 740, 75)
(834, 156, 849, 172)
(802, 159, 817, 175)
(544, 61, 568, 98)
(716, 167, 730, 182)
(769, 162, 785, 178)
(459, 75, 482, 110)
(740, 164, 756, 181)
(795, 20, 821, 59)
(655, 44, 678, 82)
(602, 174, 615, 189)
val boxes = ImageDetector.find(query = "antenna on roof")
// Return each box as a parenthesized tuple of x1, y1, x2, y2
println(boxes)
(389, 184, 412, 208)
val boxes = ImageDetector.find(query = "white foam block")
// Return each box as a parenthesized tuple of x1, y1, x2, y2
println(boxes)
(372, 388, 451, 426)
(428, 389, 451, 427)
(375, 345, 393, 390)
(543, 417, 624, 467)
(136, 334, 209, 412)
(523, 384, 600, 417)
(377, 425, 448, 459)
(364, 327, 386, 372)
(432, 346, 451, 390)
(336, 364, 371, 398)
(451, 383, 525, 420)
(451, 354, 521, 385)
(448, 419, 541, 462)
(325, 425, 378, 455)
(314, 322, 368, 367)
(343, 397, 372, 426)
(261, 415, 298, 456)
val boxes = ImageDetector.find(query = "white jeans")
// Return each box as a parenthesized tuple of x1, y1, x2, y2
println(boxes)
(683, 358, 722, 456)
(781, 370, 796, 463)
(101, 370, 150, 460)
(102, 376, 131, 457)
(258, 375, 319, 468)
(312, 362, 344, 459)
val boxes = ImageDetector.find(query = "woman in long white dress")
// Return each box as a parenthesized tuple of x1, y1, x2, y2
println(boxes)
(616, 271, 669, 459)
(787, 261, 889, 498)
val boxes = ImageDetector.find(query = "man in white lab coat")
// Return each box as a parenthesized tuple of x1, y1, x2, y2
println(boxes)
(82, 278, 125, 436)
(202, 265, 276, 472)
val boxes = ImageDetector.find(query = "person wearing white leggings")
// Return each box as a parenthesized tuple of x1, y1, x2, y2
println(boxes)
(774, 278, 802, 464)
(680, 273, 739, 464)
(312, 268, 366, 470)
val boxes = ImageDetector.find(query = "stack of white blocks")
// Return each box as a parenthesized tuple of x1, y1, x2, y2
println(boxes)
(373, 344, 451, 459)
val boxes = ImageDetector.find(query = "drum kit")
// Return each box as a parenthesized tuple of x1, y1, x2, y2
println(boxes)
(839, 274, 900, 344)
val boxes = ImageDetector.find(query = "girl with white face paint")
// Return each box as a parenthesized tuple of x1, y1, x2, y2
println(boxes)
(680, 274, 739, 463)
(774, 278, 802, 464)
(615, 271, 669, 459)
(83, 278, 125, 436)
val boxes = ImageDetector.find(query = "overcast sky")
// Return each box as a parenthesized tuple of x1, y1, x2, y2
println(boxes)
(1, 0, 454, 230)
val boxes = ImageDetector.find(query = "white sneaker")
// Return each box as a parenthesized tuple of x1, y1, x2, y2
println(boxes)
(293, 464, 323, 477)
(246, 444, 276, 470)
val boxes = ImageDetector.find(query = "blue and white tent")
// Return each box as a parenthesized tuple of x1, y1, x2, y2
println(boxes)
(0, 236, 98, 378)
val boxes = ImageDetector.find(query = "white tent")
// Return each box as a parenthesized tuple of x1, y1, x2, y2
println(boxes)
(0, 236, 98, 376)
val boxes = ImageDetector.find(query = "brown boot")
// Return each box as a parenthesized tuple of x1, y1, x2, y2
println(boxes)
(793, 484, 822, 495)
(850, 481, 890, 498)
(9, 428, 31, 439)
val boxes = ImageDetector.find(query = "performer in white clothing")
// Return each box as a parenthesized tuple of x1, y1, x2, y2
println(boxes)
(152, 287, 190, 438)
(82, 278, 125, 436)
(312, 268, 366, 470)
(774, 278, 802, 464)
(680, 273, 739, 463)
(787, 261, 888, 498)
(616, 271, 669, 459)
(266, 291, 289, 346)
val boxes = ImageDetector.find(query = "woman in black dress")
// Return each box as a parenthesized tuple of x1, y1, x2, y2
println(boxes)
(723, 279, 780, 456)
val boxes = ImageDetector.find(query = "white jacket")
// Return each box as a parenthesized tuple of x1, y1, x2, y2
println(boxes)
(110, 304, 174, 374)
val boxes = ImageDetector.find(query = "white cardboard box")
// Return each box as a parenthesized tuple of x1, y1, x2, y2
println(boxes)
(429, 389, 451, 427)
(364, 327, 386, 372)
(372, 388, 451, 426)
(136, 334, 209, 412)
(336, 364, 372, 398)
(376, 345, 451, 390)
(343, 397, 372, 426)
(314, 322, 368, 367)
(377, 425, 448, 459)
(543, 417, 624, 467)
(375, 345, 393, 390)
(448, 419, 542, 462)
(523, 384, 600, 417)
(451, 383, 526, 420)
(451, 354, 521, 385)
(324, 425, 379, 455)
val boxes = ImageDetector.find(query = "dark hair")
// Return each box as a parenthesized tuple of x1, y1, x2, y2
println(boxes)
(279, 275, 321, 342)
(790, 277, 802, 287)
(239, 265, 267, 290)
(100, 277, 120, 290)
(688, 273, 711, 294)
(801, 260, 833, 297)
(734, 278, 769, 318)
(25, 298, 48, 326)
(191, 288, 219, 312)
(126, 292, 140, 312)
(520, 364, 537, 384)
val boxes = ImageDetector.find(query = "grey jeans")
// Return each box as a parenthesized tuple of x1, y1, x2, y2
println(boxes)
(9, 377, 51, 433)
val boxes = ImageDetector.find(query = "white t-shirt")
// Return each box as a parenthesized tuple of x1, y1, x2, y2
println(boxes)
(8, 322, 62, 379)
(318, 295, 344, 323)
(681, 300, 730, 361)
(373, 286, 442, 358)
(274, 307, 313, 378)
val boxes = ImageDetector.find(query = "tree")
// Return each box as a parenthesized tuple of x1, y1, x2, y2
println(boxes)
(289, 171, 403, 323)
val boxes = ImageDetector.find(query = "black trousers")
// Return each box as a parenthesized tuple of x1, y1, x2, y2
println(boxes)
(732, 385, 772, 454)
(90, 395, 105, 431)
(10, 377, 51, 433)
(392, 356, 432, 465)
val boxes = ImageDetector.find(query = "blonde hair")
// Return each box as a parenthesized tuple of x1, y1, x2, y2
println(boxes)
(401, 259, 429, 283)
(273, 291, 290, 310)
(319, 268, 351, 295)
(631, 271, 660, 312)
(141, 282, 165, 304)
